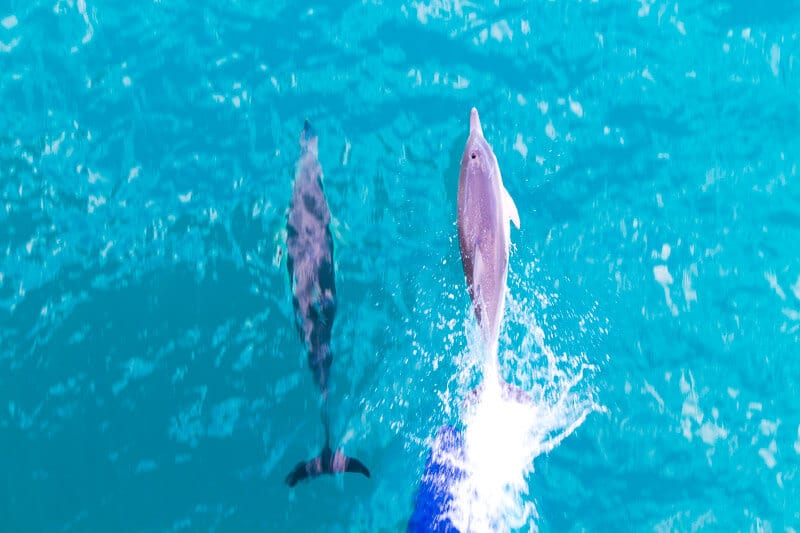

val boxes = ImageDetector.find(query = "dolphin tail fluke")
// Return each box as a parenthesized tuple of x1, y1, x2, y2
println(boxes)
(284, 448, 371, 487)
(499, 379, 532, 404)
(463, 379, 533, 408)
(344, 455, 371, 478)
(285, 459, 313, 487)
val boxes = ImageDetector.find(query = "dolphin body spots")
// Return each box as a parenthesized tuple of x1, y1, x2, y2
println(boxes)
(457, 108, 520, 370)
(284, 121, 369, 487)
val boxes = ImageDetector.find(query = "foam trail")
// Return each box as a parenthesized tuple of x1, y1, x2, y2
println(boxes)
(448, 287, 601, 532)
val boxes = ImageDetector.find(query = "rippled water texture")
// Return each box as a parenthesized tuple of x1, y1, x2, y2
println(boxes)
(2, 0, 800, 531)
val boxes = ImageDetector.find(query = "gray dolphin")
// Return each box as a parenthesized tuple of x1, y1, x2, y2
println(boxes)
(284, 121, 370, 487)
(457, 108, 520, 366)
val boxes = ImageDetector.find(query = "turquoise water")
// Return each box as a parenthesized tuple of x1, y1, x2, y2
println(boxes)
(2, 0, 800, 531)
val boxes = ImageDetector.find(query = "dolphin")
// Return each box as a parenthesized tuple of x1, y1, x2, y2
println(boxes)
(457, 107, 520, 374)
(407, 109, 522, 528)
(284, 121, 370, 487)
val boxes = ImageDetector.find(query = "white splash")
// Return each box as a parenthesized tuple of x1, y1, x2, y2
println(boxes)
(545, 121, 556, 140)
(450, 382, 542, 531)
(513, 133, 528, 159)
(568, 97, 584, 118)
(1, 15, 18, 29)
(770, 43, 781, 77)
(447, 288, 600, 531)
(77, 0, 93, 44)
(654, 265, 679, 316)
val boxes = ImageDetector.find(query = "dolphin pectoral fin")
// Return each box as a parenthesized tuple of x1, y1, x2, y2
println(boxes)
(503, 185, 520, 230)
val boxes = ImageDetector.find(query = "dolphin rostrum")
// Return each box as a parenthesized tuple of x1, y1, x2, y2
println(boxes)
(284, 121, 370, 487)
(457, 108, 520, 380)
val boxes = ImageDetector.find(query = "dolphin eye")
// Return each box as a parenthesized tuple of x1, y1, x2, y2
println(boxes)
(470, 151, 477, 160)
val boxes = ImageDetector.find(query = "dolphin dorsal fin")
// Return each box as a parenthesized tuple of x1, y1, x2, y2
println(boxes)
(503, 185, 520, 230)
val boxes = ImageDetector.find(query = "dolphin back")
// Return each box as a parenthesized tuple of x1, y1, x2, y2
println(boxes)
(286, 119, 336, 387)
(284, 121, 370, 489)
(456, 107, 517, 348)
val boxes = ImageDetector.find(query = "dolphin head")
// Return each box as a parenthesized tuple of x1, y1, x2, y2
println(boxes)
(299, 119, 319, 156)
(462, 107, 496, 181)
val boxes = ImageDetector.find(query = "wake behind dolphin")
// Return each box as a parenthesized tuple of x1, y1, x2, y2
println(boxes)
(457, 107, 520, 385)
(284, 121, 369, 487)
(408, 425, 466, 532)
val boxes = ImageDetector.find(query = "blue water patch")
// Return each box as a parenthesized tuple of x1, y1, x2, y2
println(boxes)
(2, 0, 800, 531)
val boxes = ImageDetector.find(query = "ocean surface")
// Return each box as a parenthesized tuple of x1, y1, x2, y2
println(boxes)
(2, 0, 800, 531)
